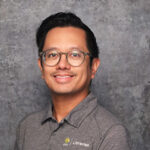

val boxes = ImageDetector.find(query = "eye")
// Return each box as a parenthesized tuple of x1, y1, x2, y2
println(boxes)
(70, 51, 82, 58)
(46, 51, 58, 59)
(72, 53, 80, 57)
(48, 53, 57, 58)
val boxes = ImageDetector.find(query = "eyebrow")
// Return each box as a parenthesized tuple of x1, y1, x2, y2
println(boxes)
(43, 47, 58, 51)
(44, 46, 84, 51)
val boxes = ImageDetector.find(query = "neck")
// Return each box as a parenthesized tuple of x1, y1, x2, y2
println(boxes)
(51, 90, 89, 123)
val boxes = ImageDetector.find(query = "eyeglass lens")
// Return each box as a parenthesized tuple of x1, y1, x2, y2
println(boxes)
(43, 50, 85, 66)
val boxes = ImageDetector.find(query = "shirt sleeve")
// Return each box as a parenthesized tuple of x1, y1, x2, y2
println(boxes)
(14, 122, 26, 150)
(14, 140, 19, 150)
(98, 125, 130, 150)
(14, 125, 20, 150)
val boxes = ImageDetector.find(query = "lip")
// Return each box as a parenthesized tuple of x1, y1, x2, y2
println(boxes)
(53, 74, 75, 84)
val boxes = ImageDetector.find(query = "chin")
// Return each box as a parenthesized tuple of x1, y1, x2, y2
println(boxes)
(50, 87, 74, 94)
(50, 86, 89, 96)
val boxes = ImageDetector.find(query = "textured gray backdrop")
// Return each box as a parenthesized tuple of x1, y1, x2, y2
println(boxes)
(0, 0, 150, 150)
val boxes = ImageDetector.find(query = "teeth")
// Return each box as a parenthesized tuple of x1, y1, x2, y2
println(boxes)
(55, 76, 71, 78)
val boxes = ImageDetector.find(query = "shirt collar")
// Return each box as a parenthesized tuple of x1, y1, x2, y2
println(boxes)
(41, 103, 53, 125)
(41, 92, 97, 127)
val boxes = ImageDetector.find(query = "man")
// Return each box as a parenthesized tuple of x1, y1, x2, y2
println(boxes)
(15, 12, 130, 150)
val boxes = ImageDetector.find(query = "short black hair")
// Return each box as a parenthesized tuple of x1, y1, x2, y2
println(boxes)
(36, 12, 99, 60)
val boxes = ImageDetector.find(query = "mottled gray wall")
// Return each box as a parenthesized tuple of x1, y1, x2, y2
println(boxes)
(0, 0, 150, 150)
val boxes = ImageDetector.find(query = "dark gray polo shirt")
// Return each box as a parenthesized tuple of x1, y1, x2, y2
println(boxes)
(15, 93, 130, 150)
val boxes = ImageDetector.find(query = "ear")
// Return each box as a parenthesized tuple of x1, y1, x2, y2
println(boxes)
(38, 58, 44, 79)
(91, 58, 100, 79)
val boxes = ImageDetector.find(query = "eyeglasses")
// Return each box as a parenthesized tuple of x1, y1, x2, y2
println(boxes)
(40, 49, 91, 67)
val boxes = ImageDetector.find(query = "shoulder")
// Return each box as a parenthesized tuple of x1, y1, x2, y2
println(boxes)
(92, 103, 123, 135)
(95, 104, 120, 124)
(90, 104, 130, 149)
(18, 108, 46, 130)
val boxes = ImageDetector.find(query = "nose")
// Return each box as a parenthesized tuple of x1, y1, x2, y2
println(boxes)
(56, 53, 71, 70)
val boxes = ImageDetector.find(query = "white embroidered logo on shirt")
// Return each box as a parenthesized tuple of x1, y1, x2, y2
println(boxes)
(72, 141, 89, 147)
(63, 137, 90, 148)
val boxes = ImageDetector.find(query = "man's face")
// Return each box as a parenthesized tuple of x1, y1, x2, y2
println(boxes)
(38, 27, 100, 96)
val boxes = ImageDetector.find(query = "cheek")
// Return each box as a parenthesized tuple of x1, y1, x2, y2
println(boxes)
(42, 67, 52, 80)
(78, 65, 92, 82)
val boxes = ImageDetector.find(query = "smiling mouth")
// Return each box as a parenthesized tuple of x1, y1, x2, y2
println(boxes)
(53, 73, 75, 78)
(53, 74, 75, 83)
(55, 75, 73, 78)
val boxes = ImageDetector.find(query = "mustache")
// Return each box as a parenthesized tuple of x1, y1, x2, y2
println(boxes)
(51, 71, 76, 76)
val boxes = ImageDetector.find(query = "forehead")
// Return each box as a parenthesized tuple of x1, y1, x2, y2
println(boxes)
(43, 26, 88, 52)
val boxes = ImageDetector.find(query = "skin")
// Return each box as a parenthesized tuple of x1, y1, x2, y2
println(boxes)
(38, 27, 100, 122)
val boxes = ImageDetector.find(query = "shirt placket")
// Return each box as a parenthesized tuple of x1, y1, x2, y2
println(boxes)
(48, 119, 64, 150)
